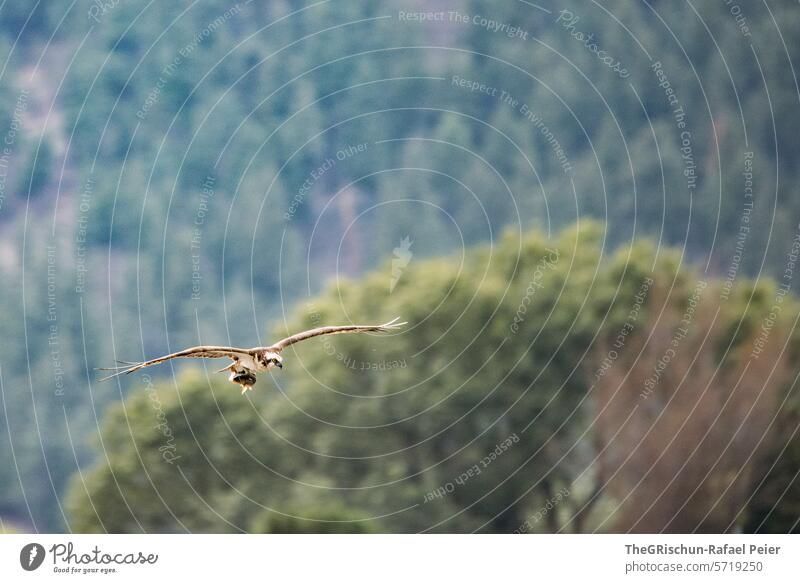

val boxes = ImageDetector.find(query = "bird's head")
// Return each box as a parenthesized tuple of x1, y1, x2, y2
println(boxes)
(261, 350, 283, 369)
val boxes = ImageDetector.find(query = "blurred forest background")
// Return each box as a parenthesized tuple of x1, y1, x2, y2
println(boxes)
(1, 0, 800, 532)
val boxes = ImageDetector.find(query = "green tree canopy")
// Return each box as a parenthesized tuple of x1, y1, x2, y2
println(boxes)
(67, 223, 800, 532)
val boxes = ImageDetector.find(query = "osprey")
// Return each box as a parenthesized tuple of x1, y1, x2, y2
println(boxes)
(99, 317, 406, 393)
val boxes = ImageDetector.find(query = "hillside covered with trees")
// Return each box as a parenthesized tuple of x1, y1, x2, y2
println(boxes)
(1, 1, 799, 531)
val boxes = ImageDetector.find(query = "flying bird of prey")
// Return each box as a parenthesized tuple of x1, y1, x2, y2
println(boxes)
(99, 317, 406, 394)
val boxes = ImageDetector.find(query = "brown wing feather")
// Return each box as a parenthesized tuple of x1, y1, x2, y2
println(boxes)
(269, 318, 406, 351)
(98, 346, 254, 381)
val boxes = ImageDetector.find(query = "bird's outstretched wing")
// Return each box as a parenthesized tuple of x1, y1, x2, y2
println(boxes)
(97, 346, 255, 381)
(269, 317, 406, 352)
